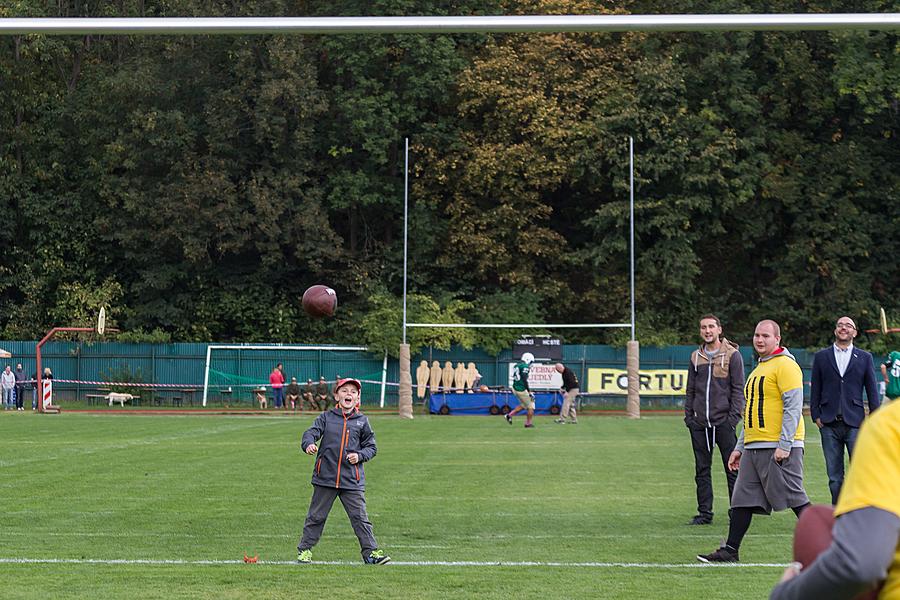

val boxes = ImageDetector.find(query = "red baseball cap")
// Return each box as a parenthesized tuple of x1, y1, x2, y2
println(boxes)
(333, 378, 361, 395)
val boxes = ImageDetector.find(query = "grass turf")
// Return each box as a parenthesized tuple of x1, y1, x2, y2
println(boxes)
(0, 411, 831, 599)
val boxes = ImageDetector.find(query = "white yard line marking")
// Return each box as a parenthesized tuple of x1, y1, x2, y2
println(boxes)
(0, 557, 787, 568)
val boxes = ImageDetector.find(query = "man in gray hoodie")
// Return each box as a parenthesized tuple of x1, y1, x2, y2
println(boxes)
(684, 314, 746, 525)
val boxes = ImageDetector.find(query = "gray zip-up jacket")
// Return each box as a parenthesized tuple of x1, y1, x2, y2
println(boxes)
(684, 338, 745, 429)
(301, 407, 377, 491)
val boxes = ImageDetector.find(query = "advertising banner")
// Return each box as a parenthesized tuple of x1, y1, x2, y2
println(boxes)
(507, 362, 562, 390)
(587, 368, 687, 395)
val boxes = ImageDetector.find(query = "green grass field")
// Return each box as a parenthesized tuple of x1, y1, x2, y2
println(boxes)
(0, 411, 831, 599)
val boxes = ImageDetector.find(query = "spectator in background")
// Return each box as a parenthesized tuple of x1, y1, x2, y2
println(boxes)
(31, 369, 37, 410)
(270, 363, 285, 409)
(684, 314, 745, 526)
(553, 362, 580, 425)
(809, 316, 880, 504)
(286, 377, 301, 411)
(14, 364, 26, 411)
(314, 376, 329, 409)
(33, 367, 52, 411)
(1, 365, 14, 410)
(302, 378, 315, 410)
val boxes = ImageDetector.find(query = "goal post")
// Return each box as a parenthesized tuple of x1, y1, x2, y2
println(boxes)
(201, 344, 370, 407)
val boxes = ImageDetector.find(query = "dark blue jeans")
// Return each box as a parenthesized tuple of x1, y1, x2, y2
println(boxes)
(820, 420, 859, 505)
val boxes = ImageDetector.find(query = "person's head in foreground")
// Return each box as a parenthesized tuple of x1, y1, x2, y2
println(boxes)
(334, 378, 361, 414)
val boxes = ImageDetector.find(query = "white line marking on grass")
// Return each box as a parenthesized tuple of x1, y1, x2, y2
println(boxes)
(0, 557, 788, 568)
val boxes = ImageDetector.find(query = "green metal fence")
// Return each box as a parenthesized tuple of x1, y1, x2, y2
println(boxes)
(0, 340, 874, 408)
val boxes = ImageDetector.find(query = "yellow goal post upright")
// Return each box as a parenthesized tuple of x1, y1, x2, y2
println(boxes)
(398, 138, 641, 419)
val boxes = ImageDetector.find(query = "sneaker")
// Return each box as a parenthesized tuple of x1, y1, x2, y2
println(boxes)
(697, 545, 739, 563)
(689, 515, 713, 526)
(505, 414, 512, 425)
(554, 418, 566, 424)
(297, 549, 312, 564)
(568, 420, 578, 424)
(524, 423, 535, 428)
(364, 549, 391, 565)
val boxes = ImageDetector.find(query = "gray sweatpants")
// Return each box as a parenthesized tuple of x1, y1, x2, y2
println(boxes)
(297, 484, 378, 558)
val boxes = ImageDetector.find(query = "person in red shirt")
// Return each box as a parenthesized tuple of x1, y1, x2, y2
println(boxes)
(270, 363, 285, 409)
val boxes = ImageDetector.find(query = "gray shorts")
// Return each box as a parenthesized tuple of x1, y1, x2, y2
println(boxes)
(730, 447, 809, 514)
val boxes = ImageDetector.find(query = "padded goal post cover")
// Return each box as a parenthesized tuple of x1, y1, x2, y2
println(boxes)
(429, 391, 563, 415)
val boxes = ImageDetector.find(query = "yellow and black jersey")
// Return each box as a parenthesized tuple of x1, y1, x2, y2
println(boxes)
(743, 351, 805, 444)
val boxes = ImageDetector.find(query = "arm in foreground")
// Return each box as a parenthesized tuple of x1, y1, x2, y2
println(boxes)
(770, 507, 898, 600)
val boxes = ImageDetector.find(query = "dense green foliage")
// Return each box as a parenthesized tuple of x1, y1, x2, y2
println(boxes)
(0, 412, 826, 598)
(1, 1, 897, 354)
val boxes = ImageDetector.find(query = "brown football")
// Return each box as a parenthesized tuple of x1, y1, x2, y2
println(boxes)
(793, 504, 835, 568)
(793, 504, 881, 600)
(302, 285, 337, 318)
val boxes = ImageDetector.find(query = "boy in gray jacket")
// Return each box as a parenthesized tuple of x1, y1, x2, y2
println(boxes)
(684, 315, 746, 525)
(297, 377, 390, 565)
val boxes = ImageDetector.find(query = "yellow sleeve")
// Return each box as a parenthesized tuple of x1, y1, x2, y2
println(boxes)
(836, 403, 900, 517)
(779, 359, 804, 393)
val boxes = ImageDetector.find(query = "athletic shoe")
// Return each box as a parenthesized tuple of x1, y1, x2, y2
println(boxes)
(297, 549, 312, 564)
(364, 549, 391, 565)
(524, 423, 535, 428)
(554, 418, 565, 424)
(505, 414, 512, 425)
(689, 515, 713, 526)
(568, 421, 578, 424)
(697, 545, 739, 563)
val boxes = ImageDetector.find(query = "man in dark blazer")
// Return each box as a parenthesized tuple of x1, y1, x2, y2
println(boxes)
(810, 316, 880, 504)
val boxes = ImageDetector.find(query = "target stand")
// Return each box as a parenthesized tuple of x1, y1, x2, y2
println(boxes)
(35, 308, 118, 414)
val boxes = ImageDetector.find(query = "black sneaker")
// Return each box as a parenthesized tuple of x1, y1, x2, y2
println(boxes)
(364, 549, 391, 565)
(697, 545, 739, 563)
(505, 414, 512, 425)
(688, 515, 713, 525)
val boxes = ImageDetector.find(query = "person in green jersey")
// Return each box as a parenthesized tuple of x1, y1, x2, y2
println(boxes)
(506, 352, 535, 428)
(884, 351, 900, 401)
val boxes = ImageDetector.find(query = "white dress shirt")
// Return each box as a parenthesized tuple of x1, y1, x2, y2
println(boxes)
(833, 343, 853, 377)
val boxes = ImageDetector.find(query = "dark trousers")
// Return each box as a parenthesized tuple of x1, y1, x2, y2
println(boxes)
(298, 485, 378, 559)
(14, 386, 24, 409)
(272, 387, 284, 408)
(820, 420, 859, 505)
(690, 425, 738, 518)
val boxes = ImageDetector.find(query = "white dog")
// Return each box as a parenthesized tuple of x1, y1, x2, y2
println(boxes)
(108, 392, 134, 407)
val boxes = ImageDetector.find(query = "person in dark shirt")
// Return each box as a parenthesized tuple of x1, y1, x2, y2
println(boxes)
(286, 377, 301, 411)
(314, 376, 329, 410)
(553, 363, 580, 425)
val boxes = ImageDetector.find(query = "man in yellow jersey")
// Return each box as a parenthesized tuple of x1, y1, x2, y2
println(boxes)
(769, 400, 900, 599)
(698, 320, 810, 563)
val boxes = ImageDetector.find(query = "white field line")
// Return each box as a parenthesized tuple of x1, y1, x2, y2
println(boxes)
(0, 557, 788, 568)
(0, 531, 790, 540)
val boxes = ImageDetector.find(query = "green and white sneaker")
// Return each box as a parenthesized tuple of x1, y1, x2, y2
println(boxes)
(364, 549, 391, 565)
(297, 549, 313, 564)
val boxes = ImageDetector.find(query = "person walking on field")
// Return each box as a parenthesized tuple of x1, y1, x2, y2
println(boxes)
(296, 378, 390, 565)
(554, 363, 580, 424)
(698, 320, 810, 563)
(809, 316, 880, 505)
(506, 352, 535, 428)
(684, 314, 745, 526)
